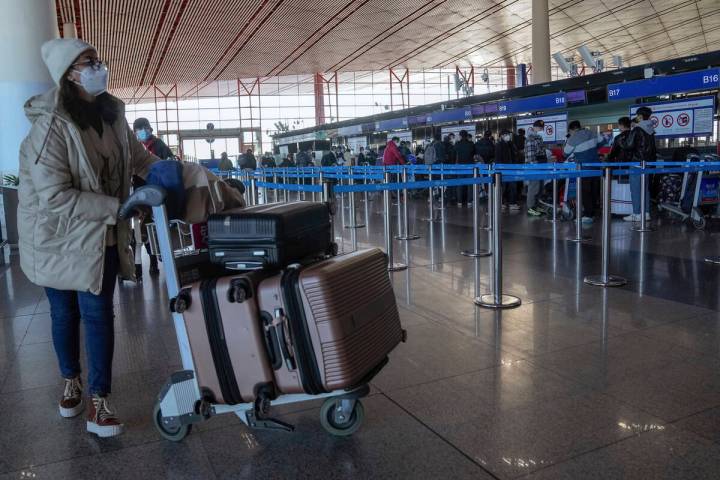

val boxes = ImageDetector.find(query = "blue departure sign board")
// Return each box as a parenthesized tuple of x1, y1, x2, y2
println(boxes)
(608, 68, 720, 101)
(497, 93, 566, 114)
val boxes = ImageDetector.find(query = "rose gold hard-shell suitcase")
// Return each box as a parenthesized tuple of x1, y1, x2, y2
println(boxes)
(257, 248, 405, 394)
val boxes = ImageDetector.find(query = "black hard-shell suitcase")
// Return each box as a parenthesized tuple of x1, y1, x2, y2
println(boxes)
(207, 202, 334, 270)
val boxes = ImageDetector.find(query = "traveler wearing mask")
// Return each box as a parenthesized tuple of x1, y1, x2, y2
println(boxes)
(564, 120, 606, 222)
(496, 130, 520, 211)
(443, 133, 457, 164)
(399, 141, 412, 161)
(475, 130, 495, 163)
(382, 137, 405, 166)
(261, 153, 276, 168)
(619, 106, 656, 222)
(606, 117, 633, 163)
(357, 146, 366, 165)
(454, 130, 476, 206)
(238, 148, 257, 170)
(18, 39, 161, 437)
(321, 146, 338, 167)
(296, 148, 312, 167)
(524, 120, 547, 216)
(218, 151, 234, 171)
(132, 117, 173, 160)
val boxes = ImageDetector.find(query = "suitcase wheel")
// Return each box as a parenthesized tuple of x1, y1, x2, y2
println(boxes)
(319, 398, 364, 437)
(170, 289, 192, 313)
(153, 402, 192, 442)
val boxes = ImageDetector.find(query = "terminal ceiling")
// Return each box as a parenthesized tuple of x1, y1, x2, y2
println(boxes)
(56, 0, 720, 98)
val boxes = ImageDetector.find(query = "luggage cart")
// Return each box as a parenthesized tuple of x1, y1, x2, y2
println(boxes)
(657, 154, 720, 230)
(119, 186, 369, 441)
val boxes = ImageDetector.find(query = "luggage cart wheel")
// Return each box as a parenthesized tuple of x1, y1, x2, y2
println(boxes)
(692, 216, 706, 230)
(319, 398, 364, 437)
(153, 403, 192, 442)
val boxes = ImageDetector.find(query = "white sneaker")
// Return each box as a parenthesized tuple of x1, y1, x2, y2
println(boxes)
(623, 214, 641, 222)
(509, 204, 521, 211)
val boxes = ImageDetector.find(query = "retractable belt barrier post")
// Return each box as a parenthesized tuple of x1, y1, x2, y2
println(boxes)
(396, 168, 420, 241)
(568, 162, 590, 242)
(383, 171, 408, 272)
(282, 172, 289, 203)
(363, 169, 370, 230)
(250, 176, 258, 206)
(548, 175, 558, 224)
(345, 167, 365, 230)
(632, 161, 654, 233)
(584, 166, 627, 287)
(476, 172, 521, 309)
(421, 167, 435, 222)
(462, 166, 491, 258)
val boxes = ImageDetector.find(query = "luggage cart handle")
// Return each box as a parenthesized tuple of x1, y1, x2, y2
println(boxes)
(118, 185, 167, 219)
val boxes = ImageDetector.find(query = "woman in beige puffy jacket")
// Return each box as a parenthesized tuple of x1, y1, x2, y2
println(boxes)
(18, 39, 159, 438)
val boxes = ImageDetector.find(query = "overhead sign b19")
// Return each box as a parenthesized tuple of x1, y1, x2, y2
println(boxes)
(630, 96, 715, 139)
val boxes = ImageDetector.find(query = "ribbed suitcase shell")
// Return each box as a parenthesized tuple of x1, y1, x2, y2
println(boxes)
(257, 248, 403, 393)
(207, 202, 332, 269)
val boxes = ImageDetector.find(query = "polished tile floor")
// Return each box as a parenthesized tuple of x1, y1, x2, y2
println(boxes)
(2, 194, 720, 479)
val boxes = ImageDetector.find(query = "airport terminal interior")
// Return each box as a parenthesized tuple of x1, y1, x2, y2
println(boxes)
(2, 0, 720, 478)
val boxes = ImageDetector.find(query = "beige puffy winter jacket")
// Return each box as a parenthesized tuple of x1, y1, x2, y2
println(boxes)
(18, 89, 157, 294)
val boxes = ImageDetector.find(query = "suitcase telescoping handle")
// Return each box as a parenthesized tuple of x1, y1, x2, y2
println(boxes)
(272, 308, 296, 371)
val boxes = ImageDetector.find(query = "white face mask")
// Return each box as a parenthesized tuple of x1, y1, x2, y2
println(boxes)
(502, 135, 511, 142)
(72, 64, 109, 96)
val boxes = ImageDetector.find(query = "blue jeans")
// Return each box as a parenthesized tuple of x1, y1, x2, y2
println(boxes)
(45, 247, 119, 395)
(630, 174, 649, 215)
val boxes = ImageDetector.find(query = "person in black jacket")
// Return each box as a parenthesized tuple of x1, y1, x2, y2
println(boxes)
(454, 130, 476, 206)
(296, 148, 313, 167)
(357, 146, 366, 165)
(606, 117, 632, 163)
(514, 128, 526, 163)
(496, 129, 520, 210)
(321, 147, 338, 167)
(238, 149, 257, 170)
(619, 106, 656, 222)
(475, 130, 495, 163)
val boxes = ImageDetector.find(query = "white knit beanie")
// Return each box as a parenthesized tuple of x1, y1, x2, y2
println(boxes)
(41, 38, 96, 85)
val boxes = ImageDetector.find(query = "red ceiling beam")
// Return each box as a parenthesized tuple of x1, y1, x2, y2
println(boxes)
(212, 0, 287, 81)
(137, 0, 173, 87)
(268, 0, 374, 78)
(72, 0, 83, 39)
(148, 0, 190, 86)
(328, 0, 446, 73)
(202, 0, 273, 82)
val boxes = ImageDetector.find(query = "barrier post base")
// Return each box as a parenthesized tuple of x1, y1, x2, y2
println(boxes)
(395, 234, 420, 241)
(344, 224, 366, 229)
(474, 294, 521, 309)
(705, 256, 720, 264)
(583, 275, 627, 287)
(388, 263, 408, 272)
(461, 249, 492, 258)
(631, 224, 655, 233)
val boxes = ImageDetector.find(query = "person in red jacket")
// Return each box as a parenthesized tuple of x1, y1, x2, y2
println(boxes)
(382, 137, 405, 166)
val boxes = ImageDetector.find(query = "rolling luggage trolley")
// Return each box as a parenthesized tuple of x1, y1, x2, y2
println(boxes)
(658, 154, 720, 230)
(119, 187, 376, 442)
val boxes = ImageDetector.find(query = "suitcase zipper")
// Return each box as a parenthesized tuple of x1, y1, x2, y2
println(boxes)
(200, 278, 243, 404)
(280, 268, 327, 395)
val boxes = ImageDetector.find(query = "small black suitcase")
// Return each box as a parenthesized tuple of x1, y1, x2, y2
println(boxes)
(207, 202, 333, 270)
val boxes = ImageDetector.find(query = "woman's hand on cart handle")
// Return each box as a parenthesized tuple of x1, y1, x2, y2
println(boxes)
(119, 185, 167, 220)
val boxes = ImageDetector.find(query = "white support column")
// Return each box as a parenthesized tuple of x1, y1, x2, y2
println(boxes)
(531, 0, 551, 84)
(0, 0, 58, 176)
